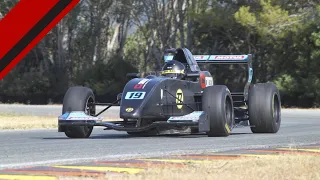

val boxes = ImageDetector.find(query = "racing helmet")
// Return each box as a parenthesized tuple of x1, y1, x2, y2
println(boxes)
(161, 60, 186, 79)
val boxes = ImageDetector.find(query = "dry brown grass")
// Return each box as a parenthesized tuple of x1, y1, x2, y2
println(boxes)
(59, 154, 320, 180)
(0, 113, 120, 130)
(0, 114, 57, 129)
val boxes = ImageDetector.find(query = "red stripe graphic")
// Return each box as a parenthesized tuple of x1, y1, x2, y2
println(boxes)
(0, 0, 80, 80)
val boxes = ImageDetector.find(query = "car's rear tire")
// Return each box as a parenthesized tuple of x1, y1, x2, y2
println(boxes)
(248, 83, 281, 133)
(202, 85, 234, 137)
(62, 86, 95, 138)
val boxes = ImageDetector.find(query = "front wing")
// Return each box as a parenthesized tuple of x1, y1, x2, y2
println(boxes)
(58, 111, 209, 132)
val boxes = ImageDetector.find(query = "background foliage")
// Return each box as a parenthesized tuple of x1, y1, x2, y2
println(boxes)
(0, 0, 319, 107)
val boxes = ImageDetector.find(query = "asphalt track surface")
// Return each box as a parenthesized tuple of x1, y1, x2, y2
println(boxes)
(0, 105, 319, 170)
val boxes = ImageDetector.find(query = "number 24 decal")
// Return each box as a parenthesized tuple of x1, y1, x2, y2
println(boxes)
(125, 91, 146, 99)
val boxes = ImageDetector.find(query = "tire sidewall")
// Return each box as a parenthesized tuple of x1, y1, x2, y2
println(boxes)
(62, 86, 96, 138)
(248, 83, 281, 133)
(62, 86, 96, 115)
(202, 85, 234, 136)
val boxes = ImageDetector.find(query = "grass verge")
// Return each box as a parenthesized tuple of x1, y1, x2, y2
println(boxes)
(0, 113, 57, 130)
(60, 154, 320, 180)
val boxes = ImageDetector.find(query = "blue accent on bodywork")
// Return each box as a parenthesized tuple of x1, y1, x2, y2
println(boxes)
(248, 67, 253, 83)
(59, 112, 70, 120)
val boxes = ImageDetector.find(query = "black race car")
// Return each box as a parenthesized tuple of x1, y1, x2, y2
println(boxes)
(58, 48, 281, 138)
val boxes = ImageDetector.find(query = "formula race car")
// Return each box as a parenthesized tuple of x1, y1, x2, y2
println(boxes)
(58, 48, 281, 138)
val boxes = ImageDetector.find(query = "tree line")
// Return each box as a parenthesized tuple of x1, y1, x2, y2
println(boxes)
(0, 0, 319, 107)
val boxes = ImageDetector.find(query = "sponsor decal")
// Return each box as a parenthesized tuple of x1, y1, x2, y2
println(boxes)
(211, 55, 246, 60)
(194, 55, 204, 60)
(125, 91, 146, 100)
(193, 55, 210, 61)
(176, 89, 184, 109)
(126, 107, 134, 112)
(134, 79, 151, 89)
(205, 77, 213, 87)
(162, 69, 184, 74)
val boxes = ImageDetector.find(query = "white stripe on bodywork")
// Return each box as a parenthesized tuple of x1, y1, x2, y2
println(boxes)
(161, 89, 163, 99)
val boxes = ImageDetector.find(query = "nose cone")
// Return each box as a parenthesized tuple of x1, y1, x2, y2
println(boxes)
(119, 76, 164, 119)
(121, 106, 142, 119)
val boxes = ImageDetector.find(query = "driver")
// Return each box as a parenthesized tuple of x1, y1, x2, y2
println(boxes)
(161, 60, 186, 79)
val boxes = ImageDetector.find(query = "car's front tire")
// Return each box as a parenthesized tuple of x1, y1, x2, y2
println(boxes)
(62, 86, 95, 138)
(202, 85, 235, 137)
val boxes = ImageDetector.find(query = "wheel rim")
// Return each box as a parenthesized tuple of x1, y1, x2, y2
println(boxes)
(84, 96, 95, 132)
(225, 96, 233, 132)
(85, 96, 94, 115)
(273, 94, 280, 124)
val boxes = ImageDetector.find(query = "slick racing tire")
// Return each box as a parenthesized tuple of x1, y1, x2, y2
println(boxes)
(202, 85, 234, 137)
(62, 86, 95, 138)
(248, 83, 281, 133)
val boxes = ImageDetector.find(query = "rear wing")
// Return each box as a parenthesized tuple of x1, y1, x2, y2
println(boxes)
(164, 54, 252, 64)
(193, 54, 252, 64)
(164, 54, 253, 102)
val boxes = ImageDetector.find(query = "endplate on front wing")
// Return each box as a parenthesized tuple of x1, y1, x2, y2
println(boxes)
(167, 111, 209, 132)
(58, 111, 103, 122)
(167, 111, 204, 123)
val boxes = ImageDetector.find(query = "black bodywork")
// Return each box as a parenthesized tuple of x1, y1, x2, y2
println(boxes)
(120, 77, 201, 119)
(58, 48, 253, 133)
